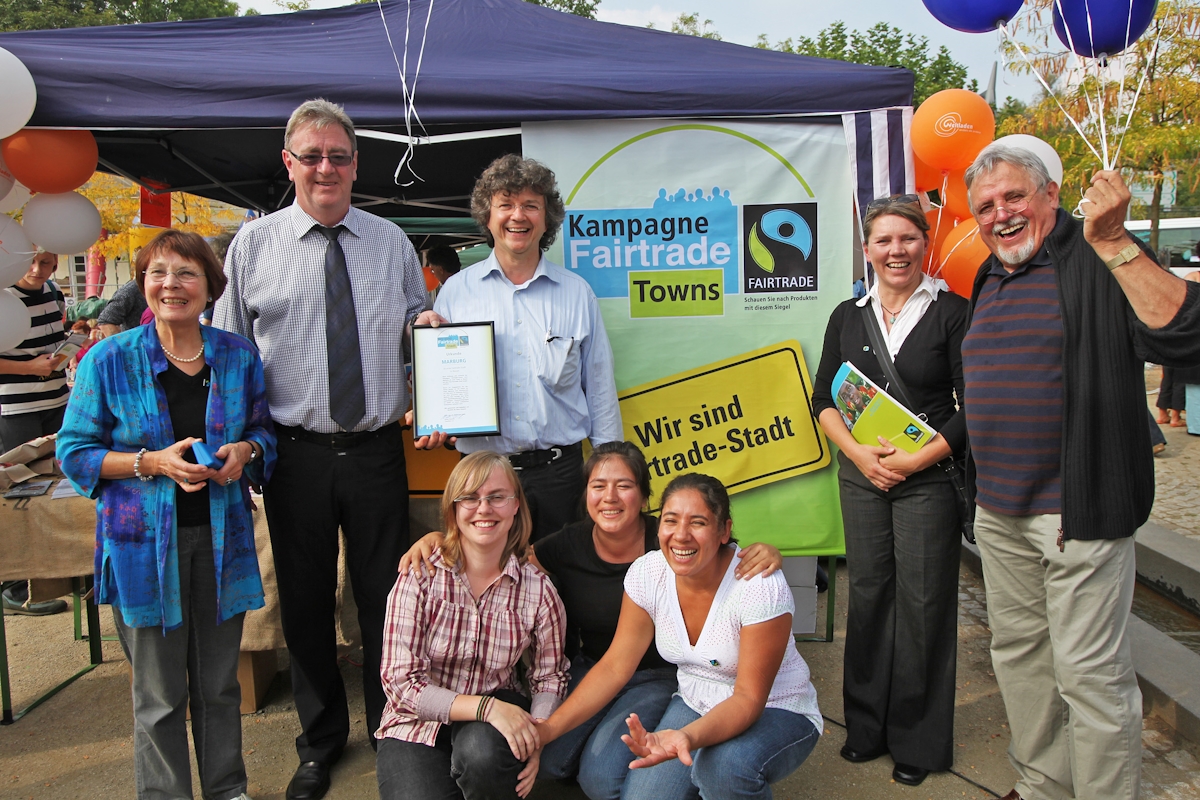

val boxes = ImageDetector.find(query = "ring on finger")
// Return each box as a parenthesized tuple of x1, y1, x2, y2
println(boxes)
(224, 478, 234, 485)
(183, 478, 191, 484)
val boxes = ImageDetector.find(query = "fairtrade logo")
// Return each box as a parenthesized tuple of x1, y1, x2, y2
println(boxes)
(747, 209, 813, 273)
(934, 112, 979, 138)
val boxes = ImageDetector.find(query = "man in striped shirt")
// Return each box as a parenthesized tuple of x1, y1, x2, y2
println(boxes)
(961, 143, 1200, 800)
(0, 249, 70, 616)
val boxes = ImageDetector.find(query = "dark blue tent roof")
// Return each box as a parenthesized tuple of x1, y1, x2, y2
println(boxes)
(0, 0, 912, 129)
(0, 0, 914, 219)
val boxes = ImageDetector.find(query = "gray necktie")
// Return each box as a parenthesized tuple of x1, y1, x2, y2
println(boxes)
(320, 225, 366, 431)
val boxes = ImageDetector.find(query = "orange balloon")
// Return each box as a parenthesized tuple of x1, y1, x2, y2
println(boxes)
(911, 89, 995, 172)
(422, 266, 439, 292)
(935, 218, 992, 298)
(940, 167, 972, 221)
(923, 209, 957, 274)
(913, 153, 944, 193)
(1, 129, 99, 194)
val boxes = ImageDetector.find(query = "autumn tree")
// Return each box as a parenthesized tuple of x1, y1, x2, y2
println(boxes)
(999, 0, 1200, 251)
(756, 21, 973, 105)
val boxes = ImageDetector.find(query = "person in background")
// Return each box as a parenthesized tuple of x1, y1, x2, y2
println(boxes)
(535, 473, 821, 800)
(413, 155, 622, 542)
(97, 278, 149, 338)
(57, 229, 276, 800)
(811, 195, 966, 787)
(425, 244, 461, 287)
(0, 248, 70, 616)
(214, 98, 428, 800)
(962, 143, 1200, 800)
(399, 441, 784, 800)
(376, 450, 567, 800)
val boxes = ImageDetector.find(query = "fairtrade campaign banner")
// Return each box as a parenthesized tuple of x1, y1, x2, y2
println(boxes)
(524, 120, 852, 555)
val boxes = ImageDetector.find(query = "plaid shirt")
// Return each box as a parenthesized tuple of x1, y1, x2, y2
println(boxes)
(377, 549, 568, 746)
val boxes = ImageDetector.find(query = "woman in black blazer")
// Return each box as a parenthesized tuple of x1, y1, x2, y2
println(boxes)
(811, 196, 967, 787)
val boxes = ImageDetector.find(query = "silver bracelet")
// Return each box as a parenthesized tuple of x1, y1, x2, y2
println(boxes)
(133, 448, 154, 482)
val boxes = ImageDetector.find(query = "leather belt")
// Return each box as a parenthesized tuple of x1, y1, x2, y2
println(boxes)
(506, 442, 582, 470)
(276, 423, 395, 450)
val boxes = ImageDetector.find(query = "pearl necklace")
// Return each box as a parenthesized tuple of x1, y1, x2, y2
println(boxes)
(161, 342, 205, 363)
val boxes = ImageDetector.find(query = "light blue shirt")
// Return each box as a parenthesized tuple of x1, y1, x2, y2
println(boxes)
(433, 253, 622, 455)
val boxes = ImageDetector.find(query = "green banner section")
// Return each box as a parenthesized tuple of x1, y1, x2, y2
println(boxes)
(628, 269, 724, 318)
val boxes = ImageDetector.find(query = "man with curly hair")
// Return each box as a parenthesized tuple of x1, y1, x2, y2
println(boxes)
(414, 155, 621, 541)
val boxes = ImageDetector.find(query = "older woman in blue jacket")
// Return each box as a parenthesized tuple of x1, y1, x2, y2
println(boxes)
(58, 230, 276, 800)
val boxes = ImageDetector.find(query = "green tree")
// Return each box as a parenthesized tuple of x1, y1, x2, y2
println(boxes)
(756, 21, 973, 105)
(0, 0, 247, 30)
(999, 0, 1200, 250)
(524, 0, 598, 19)
(665, 11, 720, 40)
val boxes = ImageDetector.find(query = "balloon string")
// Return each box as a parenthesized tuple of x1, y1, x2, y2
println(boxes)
(936, 223, 979, 276)
(1112, 31, 1159, 168)
(376, 0, 434, 187)
(998, 23, 1104, 165)
(929, 174, 949, 278)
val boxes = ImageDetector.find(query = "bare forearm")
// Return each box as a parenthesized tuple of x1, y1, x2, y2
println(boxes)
(99, 450, 145, 480)
(542, 653, 633, 743)
(817, 408, 858, 453)
(1095, 237, 1187, 329)
(0, 359, 33, 375)
(679, 692, 765, 751)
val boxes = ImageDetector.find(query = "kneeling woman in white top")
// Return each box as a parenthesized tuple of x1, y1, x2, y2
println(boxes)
(536, 473, 821, 800)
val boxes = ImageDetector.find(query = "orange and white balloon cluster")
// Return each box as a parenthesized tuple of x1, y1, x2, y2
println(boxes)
(0, 46, 103, 293)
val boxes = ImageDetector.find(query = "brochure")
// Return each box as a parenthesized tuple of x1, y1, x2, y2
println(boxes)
(831, 361, 936, 454)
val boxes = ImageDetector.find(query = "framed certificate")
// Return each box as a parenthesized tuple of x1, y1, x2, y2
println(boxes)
(411, 322, 501, 438)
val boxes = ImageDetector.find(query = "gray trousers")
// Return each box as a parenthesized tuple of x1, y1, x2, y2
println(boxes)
(113, 524, 248, 800)
(975, 506, 1142, 800)
(838, 454, 961, 771)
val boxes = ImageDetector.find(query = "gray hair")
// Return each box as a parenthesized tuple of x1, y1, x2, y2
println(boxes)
(964, 143, 1053, 200)
(284, 98, 357, 152)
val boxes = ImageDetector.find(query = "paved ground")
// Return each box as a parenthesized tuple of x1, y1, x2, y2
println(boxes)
(1147, 366, 1200, 542)
(3, 560, 1200, 799)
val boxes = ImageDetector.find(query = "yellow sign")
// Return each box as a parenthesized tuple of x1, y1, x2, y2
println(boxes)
(620, 341, 829, 506)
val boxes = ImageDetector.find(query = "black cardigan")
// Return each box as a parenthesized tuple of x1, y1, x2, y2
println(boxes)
(965, 212, 1200, 541)
(812, 291, 969, 457)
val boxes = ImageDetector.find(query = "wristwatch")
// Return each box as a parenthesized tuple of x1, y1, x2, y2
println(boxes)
(1105, 243, 1141, 271)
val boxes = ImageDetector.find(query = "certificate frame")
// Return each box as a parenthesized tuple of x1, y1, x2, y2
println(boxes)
(411, 321, 501, 439)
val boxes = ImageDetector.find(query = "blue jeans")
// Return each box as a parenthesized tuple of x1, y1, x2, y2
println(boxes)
(622, 695, 820, 800)
(539, 656, 676, 800)
(113, 525, 248, 800)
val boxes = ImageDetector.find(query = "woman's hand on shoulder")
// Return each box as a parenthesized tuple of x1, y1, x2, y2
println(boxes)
(846, 439, 905, 491)
(735, 542, 782, 580)
(486, 700, 541, 761)
(622, 712, 694, 768)
(398, 531, 444, 575)
(145, 438, 215, 492)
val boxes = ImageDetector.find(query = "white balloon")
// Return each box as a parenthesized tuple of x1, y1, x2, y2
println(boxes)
(0, 290, 32, 351)
(22, 191, 102, 255)
(0, 151, 13, 203)
(0, 214, 35, 286)
(0, 182, 30, 214)
(993, 134, 1065, 186)
(0, 47, 37, 140)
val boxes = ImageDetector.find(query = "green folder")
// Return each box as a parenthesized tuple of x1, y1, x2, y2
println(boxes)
(831, 361, 936, 454)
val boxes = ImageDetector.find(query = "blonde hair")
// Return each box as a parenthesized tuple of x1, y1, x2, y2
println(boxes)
(440, 451, 532, 570)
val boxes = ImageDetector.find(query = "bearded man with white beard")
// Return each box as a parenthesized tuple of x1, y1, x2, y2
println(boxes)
(959, 143, 1200, 800)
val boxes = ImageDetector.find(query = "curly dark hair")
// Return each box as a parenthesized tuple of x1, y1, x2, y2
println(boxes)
(470, 154, 566, 251)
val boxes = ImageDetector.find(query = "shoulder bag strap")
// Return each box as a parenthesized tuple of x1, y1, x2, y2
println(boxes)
(859, 301, 917, 412)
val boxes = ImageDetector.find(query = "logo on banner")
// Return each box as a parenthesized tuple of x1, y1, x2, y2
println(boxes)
(742, 203, 818, 293)
(565, 188, 738, 317)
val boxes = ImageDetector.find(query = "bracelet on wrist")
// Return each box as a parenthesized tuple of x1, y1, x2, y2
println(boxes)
(133, 448, 154, 482)
(476, 695, 489, 722)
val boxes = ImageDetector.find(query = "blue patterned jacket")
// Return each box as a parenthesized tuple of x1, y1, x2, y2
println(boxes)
(58, 324, 276, 631)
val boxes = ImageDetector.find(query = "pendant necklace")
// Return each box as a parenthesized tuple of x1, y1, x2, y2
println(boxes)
(879, 302, 904, 325)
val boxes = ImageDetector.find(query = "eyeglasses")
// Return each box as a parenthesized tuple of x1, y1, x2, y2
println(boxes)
(287, 150, 355, 168)
(145, 267, 204, 284)
(454, 493, 517, 511)
(865, 194, 920, 211)
(974, 193, 1033, 225)
(492, 200, 544, 215)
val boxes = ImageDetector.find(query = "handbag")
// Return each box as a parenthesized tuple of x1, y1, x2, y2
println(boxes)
(860, 303, 975, 543)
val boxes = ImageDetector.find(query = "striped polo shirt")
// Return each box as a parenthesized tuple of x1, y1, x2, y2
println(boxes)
(0, 281, 69, 417)
(963, 244, 1063, 516)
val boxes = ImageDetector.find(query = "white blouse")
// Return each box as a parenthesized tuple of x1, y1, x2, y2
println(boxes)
(624, 548, 822, 733)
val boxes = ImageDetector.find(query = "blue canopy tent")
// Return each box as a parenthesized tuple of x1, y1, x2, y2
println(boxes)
(0, 0, 913, 221)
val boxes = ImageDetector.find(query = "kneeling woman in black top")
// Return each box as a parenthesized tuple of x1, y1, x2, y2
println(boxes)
(812, 196, 967, 786)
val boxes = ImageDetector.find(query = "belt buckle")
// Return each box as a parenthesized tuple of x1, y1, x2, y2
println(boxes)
(549, 447, 562, 462)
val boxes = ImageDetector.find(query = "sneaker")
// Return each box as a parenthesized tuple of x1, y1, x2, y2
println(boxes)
(1, 591, 68, 616)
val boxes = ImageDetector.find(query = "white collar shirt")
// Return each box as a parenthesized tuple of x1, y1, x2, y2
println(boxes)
(856, 273, 946, 359)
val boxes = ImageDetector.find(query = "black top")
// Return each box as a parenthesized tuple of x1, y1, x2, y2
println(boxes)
(812, 292, 969, 455)
(534, 512, 671, 671)
(159, 362, 212, 527)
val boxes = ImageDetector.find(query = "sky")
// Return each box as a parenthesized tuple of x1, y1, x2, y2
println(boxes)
(237, 0, 1044, 103)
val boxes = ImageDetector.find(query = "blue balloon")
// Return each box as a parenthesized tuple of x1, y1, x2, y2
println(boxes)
(1053, 0, 1158, 58)
(922, 0, 1025, 34)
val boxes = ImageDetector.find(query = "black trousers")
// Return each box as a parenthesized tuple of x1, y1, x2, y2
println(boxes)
(838, 453, 960, 771)
(264, 424, 409, 764)
(514, 445, 585, 543)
